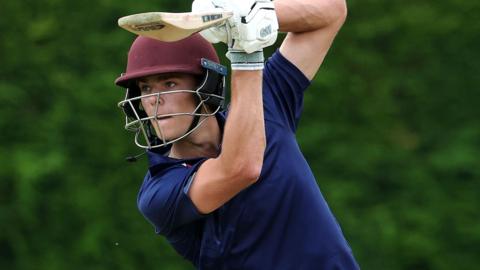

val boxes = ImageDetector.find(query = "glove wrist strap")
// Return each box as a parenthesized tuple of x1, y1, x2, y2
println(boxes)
(226, 50, 264, 70)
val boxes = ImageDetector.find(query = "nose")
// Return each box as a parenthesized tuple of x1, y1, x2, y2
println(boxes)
(146, 91, 165, 106)
(141, 91, 166, 117)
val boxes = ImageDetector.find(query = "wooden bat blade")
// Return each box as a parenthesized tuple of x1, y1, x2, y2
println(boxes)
(118, 11, 233, 42)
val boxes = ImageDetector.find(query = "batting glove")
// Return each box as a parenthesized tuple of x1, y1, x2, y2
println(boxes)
(192, 0, 278, 70)
(192, 0, 278, 52)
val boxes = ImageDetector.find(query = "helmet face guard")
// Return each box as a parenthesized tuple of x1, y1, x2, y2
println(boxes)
(118, 58, 227, 149)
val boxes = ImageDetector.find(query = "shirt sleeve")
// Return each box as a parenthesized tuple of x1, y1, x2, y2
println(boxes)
(263, 50, 311, 133)
(137, 161, 207, 236)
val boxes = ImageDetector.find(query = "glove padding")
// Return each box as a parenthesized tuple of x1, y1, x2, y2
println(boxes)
(192, 0, 278, 53)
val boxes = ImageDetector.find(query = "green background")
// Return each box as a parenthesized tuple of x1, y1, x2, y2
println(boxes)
(1, 0, 479, 269)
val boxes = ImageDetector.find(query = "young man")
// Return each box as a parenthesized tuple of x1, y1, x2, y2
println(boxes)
(115, 0, 359, 269)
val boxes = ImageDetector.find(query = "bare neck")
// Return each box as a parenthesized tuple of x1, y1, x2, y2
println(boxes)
(169, 115, 221, 160)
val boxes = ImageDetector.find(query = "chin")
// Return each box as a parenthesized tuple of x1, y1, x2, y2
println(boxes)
(154, 126, 189, 143)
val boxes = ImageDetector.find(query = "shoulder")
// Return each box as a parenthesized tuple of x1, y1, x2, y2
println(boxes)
(264, 50, 311, 84)
(137, 152, 207, 234)
(137, 162, 192, 217)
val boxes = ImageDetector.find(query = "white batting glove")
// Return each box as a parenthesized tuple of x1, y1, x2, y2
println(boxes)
(234, 0, 278, 53)
(192, 0, 278, 53)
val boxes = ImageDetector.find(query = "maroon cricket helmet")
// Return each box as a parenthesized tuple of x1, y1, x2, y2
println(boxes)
(115, 34, 220, 88)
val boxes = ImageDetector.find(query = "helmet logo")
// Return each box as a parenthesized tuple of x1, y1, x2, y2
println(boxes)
(132, 23, 165, 31)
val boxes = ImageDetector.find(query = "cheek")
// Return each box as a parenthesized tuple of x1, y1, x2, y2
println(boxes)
(170, 93, 198, 110)
(139, 99, 152, 115)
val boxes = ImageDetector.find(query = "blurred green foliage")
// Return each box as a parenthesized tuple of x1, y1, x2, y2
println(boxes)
(1, 0, 479, 269)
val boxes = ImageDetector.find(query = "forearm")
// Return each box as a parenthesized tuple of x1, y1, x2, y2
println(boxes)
(218, 70, 265, 179)
(274, 0, 347, 33)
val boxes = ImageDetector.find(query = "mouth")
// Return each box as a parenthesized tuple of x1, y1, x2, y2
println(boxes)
(156, 115, 173, 120)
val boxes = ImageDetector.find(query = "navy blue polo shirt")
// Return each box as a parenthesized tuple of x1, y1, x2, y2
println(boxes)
(137, 51, 359, 270)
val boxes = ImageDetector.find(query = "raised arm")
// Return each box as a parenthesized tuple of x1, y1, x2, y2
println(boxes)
(188, 70, 265, 214)
(186, 0, 281, 214)
(275, 0, 347, 80)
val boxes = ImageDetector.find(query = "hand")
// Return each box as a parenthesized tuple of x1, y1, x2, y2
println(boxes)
(233, 0, 279, 54)
(192, 0, 278, 53)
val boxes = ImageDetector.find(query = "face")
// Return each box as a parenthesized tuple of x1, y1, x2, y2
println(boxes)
(137, 73, 199, 142)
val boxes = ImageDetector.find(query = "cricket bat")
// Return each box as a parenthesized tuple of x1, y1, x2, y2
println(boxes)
(118, 11, 233, 42)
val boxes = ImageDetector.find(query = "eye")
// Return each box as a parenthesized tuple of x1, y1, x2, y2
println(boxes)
(140, 85, 151, 94)
(165, 81, 177, 88)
